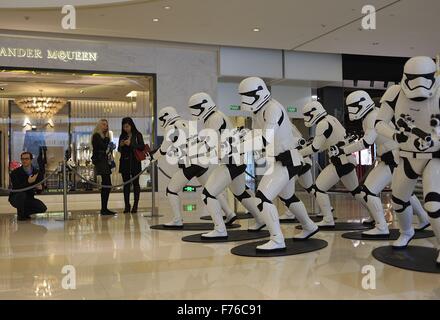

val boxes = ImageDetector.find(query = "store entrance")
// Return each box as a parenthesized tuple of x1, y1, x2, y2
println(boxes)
(0, 68, 156, 195)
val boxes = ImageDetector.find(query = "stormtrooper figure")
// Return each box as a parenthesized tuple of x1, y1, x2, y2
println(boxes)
(238, 77, 319, 251)
(152, 106, 236, 228)
(299, 101, 362, 227)
(376, 56, 440, 264)
(340, 90, 430, 236)
(188, 92, 266, 238)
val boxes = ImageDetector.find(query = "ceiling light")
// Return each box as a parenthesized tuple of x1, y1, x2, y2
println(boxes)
(0, 87, 4, 91)
(253, 27, 260, 32)
(311, 95, 318, 101)
(164, 6, 171, 10)
(79, 90, 85, 94)
(15, 93, 66, 119)
(126, 91, 137, 98)
(153, 18, 159, 22)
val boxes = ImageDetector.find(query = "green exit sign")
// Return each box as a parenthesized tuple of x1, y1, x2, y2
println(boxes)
(183, 204, 197, 212)
(183, 186, 197, 192)
(287, 106, 297, 113)
(229, 104, 240, 111)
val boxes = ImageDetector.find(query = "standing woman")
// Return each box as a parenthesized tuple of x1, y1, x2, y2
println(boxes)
(118, 117, 145, 213)
(91, 119, 116, 216)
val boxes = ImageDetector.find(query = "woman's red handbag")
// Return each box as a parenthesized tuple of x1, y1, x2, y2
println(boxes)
(134, 143, 151, 162)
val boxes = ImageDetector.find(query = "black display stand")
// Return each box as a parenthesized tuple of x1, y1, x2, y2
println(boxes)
(342, 229, 434, 241)
(372, 245, 440, 274)
(200, 212, 253, 221)
(150, 223, 241, 231)
(230, 238, 328, 257)
(295, 222, 373, 231)
(181, 230, 270, 243)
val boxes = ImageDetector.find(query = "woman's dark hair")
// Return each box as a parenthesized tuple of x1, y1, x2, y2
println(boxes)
(121, 117, 140, 137)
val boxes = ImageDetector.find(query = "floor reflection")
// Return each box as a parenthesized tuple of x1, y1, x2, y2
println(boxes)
(0, 193, 438, 299)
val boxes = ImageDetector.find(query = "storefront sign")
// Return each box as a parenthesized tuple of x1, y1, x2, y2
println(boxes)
(0, 46, 98, 63)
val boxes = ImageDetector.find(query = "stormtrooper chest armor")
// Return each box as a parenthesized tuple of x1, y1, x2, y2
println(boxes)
(395, 88, 440, 153)
(253, 99, 298, 156)
(318, 115, 346, 150)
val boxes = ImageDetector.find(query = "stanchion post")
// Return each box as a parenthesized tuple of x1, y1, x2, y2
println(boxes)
(63, 159, 68, 221)
(151, 160, 156, 216)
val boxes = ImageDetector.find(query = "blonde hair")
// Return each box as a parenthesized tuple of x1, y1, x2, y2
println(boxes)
(91, 119, 110, 144)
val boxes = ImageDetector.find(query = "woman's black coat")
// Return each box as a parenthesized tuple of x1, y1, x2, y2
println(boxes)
(118, 132, 145, 175)
(91, 133, 111, 175)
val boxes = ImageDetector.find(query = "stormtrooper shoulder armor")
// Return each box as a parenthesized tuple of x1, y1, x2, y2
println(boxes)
(315, 117, 331, 138)
(380, 85, 401, 108)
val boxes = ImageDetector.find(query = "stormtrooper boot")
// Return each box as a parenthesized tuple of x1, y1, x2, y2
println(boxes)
(279, 208, 295, 220)
(392, 209, 415, 248)
(291, 203, 319, 240)
(256, 203, 285, 251)
(362, 195, 389, 236)
(240, 197, 266, 232)
(224, 213, 237, 226)
(410, 195, 431, 231)
(164, 192, 183, 228)
(202, 193, 228, 239)
(315, 192, 335, 227)
(202, 212, 227, 239)
(362, 216, 375, 226)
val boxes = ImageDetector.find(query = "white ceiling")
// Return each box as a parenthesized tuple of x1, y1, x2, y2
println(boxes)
(0, 70, 151, 100)
(0, 0, 438, 57)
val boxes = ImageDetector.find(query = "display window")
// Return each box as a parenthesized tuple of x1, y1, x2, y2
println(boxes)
(0, 68, 156, 194)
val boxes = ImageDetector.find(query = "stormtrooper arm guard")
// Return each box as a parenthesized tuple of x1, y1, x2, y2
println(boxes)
(343, 118, 377, 155)
(299, 120, 328, 157)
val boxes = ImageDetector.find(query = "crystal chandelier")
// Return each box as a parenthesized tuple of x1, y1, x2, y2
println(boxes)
(15, 91, 66, 119)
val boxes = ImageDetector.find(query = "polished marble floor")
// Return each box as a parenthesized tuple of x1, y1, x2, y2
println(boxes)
(0, 192, 439, 300)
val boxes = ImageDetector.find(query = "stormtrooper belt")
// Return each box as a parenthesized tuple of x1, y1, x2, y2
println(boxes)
(399, 150, 440, 160)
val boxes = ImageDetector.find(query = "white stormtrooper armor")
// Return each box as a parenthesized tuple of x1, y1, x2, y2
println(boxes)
(376, 56, 440, 264)
(281, 124, 325, 219)
(300, 101, 362, 227)
(153, 107, 235, 228)
(343, 91, 430, 236)
(188, 92, 265, 238)
(238, 77, 319, 251)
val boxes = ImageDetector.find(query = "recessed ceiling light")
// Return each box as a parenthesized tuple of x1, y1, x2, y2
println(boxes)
(164, 6, 171, 10)
(153, 18, 159, 22)
(253, 27, 260, 32)
(79, 90, 85, 94)
(0, 87, 4, 91)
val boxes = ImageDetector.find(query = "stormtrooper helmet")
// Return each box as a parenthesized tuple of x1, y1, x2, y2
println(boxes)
(188, 92, 217, 121)
(238, 77, 271, 113)
(401, 56, 439, 101)
(158, 106, 180, 129)
(302, 101, 327, 127)
(346, 90, 375, 121)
